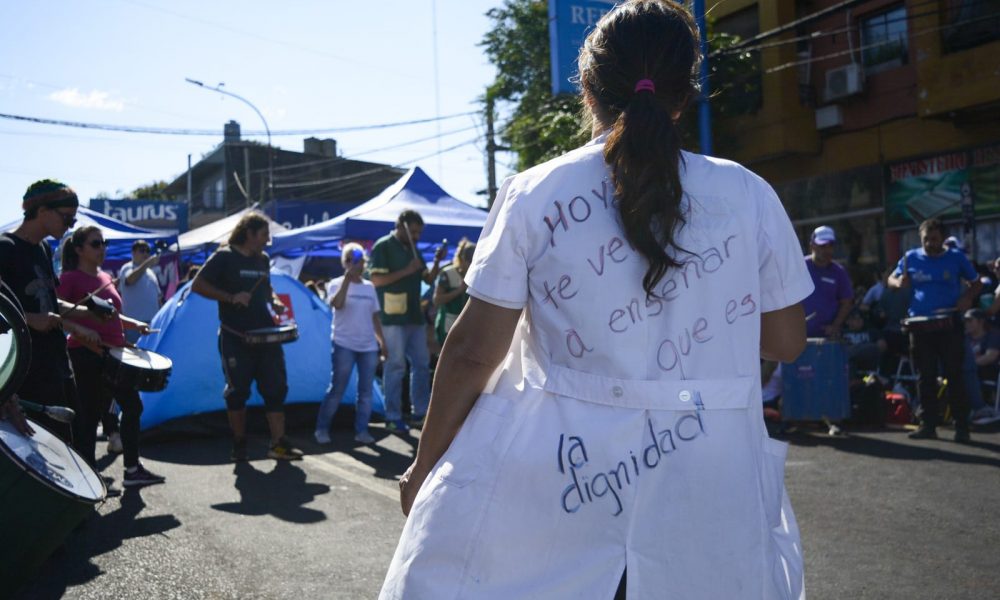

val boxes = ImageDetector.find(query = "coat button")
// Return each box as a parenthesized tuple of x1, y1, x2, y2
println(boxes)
(679, 390, 692, 402)
(612, 386, 624, 398)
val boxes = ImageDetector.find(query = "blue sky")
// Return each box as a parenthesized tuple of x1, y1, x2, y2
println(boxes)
(0, 0, 508, 227)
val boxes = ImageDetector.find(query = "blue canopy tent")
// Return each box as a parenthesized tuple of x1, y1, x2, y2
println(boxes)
(137, 272, 386, 430)
(268, 167, 488, 259)
(1, 206, 177, 263)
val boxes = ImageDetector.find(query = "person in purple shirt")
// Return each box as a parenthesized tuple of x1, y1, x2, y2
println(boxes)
(889, 218, 982, 442)
(802, 225, 854, 338)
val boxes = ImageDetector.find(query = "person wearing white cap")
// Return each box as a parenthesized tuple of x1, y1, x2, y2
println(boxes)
(802, 225, 854, 338)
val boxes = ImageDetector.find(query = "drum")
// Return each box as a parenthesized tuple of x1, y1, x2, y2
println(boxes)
(781, 338, 851, 421)
(242, 324, 299, 345)
(103, 346, 173, 392)
(901, 314, 954, 334)
(0, 417, 106, 591)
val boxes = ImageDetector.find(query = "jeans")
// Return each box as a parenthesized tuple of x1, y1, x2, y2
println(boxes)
(382, 324, 430, 421)
(910, 323, 969, 429)
(315, 343, 379, 434)
(962, 339, 987, 411)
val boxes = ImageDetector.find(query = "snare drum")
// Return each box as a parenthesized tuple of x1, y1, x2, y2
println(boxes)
(901, 314, 954, 334)
(0, 417, 106, 591)
(103, 346, 173, 392)
(242, 324, 299, 345)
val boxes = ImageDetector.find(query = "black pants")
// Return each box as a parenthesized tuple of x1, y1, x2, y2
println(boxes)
(16, 376, 78, 444)
(910, 321, 969, 429)
(69, 347, 143, 468)
(219, 332, 287, 412)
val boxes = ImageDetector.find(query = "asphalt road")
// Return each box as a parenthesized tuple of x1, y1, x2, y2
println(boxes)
(8, 408, 1000, 600)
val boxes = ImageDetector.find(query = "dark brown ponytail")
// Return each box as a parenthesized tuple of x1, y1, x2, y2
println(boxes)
(579, 0, 700, 298)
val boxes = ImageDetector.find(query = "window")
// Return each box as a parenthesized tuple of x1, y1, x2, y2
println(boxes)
(943, 0, 1000, 53)
(861, 6, 909, 72)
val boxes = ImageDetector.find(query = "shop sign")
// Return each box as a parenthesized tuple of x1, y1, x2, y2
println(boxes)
(885, 144, 1000, 229)
(548, 0, 617, 95)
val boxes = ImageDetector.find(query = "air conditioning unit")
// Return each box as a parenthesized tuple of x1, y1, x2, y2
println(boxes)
(824, 63, 864, 102)
(815, 105, 844, 130)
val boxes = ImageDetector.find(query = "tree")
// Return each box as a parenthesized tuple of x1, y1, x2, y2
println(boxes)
(480, 1, 761, 167)
(481, 0, 588, 172)
(128, 180, 170, 200)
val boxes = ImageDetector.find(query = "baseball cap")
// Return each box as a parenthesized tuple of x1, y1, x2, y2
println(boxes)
(944, 236, 963, 250)
(811, 225, 836, 245)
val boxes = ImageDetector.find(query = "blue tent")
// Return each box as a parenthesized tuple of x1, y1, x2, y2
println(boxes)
(0, 206, 177, 263)
(269, 167, 487, 257)
(137, 272, 385, 430)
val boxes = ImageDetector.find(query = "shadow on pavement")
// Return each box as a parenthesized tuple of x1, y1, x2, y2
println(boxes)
(211, 461, 329, 524)
(13, 488, 181, 599)
(782, 430, 1000, 467)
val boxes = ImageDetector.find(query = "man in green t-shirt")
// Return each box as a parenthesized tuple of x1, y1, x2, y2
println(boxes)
(369, 210, 445, 431)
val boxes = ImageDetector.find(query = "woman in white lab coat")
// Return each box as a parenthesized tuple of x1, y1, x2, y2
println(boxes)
(381, 1, 812, 598)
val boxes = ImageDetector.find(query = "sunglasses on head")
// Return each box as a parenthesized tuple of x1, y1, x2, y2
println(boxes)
(87, 239, 108, 249)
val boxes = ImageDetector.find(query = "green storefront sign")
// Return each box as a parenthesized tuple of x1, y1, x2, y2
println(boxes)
(885, 143, 1000, 229)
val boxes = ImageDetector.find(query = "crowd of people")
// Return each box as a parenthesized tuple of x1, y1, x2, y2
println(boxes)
(767, 220, 1000, 439)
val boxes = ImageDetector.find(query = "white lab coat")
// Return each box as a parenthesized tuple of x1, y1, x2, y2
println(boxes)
(380, 138, 814, 600)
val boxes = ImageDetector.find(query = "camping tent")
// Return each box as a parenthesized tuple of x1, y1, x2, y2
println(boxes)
(137, 272, 385, 430)
(1, 206, 177, 263)
(179, 207, 287, 264)
(268, 167, 487, 257)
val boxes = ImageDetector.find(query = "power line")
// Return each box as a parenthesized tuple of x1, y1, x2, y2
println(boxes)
(0, 110, 479, 137)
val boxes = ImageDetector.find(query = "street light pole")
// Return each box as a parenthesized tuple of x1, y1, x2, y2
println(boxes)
(185, 78, 273, 205)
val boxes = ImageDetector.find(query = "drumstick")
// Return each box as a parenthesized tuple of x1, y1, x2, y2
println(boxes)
(402, 225, 421, 261)
(18, 399, 76, 423)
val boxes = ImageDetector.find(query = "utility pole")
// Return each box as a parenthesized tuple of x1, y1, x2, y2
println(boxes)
(694, 0, 712, 155)
(185, 78, 273, 204)
(486, 95, 498, 207)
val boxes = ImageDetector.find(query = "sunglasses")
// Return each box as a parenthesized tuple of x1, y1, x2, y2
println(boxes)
(55, 210, 77, 226)
(87, 239, 108, 249)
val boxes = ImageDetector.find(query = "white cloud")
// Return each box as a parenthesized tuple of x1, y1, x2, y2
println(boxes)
(48, 88, 125, 111)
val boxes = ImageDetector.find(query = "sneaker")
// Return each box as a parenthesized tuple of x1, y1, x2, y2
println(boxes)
(386, 419, 410, 433)
(908, 425, 938, 440)
(231, 439, 248, 462)
(267, 438, 303, 461)
(354, 430, 375, 444)
(107, 432, 123, 455)
(314, 429, 331, 444)
(954, 428, 971, 444)
(971, 406, 999, 424)
(123, 464, 166, 488)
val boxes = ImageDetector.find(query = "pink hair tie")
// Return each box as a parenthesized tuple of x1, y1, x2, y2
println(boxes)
(634, 79, 656, 94)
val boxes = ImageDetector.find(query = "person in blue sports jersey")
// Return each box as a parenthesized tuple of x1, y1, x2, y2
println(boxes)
(889, 218, 981, 442)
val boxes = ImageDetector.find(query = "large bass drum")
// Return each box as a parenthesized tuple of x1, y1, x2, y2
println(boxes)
(0, 417, 106, 592)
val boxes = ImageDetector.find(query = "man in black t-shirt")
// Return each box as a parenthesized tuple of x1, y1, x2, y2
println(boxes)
(192, 212, 302, 462)
(0, 179, 100, 442)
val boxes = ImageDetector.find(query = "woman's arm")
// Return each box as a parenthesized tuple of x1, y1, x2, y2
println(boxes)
(399, 297, 522, 515)
(761, 303, 807, 363)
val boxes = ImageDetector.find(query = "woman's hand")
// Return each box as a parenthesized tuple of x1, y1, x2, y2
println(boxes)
(0, 395, 34, 437)
(399, 462, 430, 516)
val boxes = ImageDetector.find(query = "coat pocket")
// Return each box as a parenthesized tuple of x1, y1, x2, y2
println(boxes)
(759, 437, 788, 529)
(435, 393, 513, 487)
(383, 292, 407, 315)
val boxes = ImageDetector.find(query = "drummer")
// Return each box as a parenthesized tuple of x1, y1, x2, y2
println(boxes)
(0, 179, 101, 443)
(888, 218, 981, 442)
(191, 212, 303, 462)
(58, 226, 166, 487)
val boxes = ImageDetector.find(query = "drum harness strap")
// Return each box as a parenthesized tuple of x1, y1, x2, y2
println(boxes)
(219, 323, 251, 342)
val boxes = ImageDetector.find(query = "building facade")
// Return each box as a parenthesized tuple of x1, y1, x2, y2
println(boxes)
(164, 121, 404, 229)
(709, 0, 1000, 281)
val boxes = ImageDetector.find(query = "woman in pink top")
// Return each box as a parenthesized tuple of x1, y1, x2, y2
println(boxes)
(58, 226, 164, 488)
